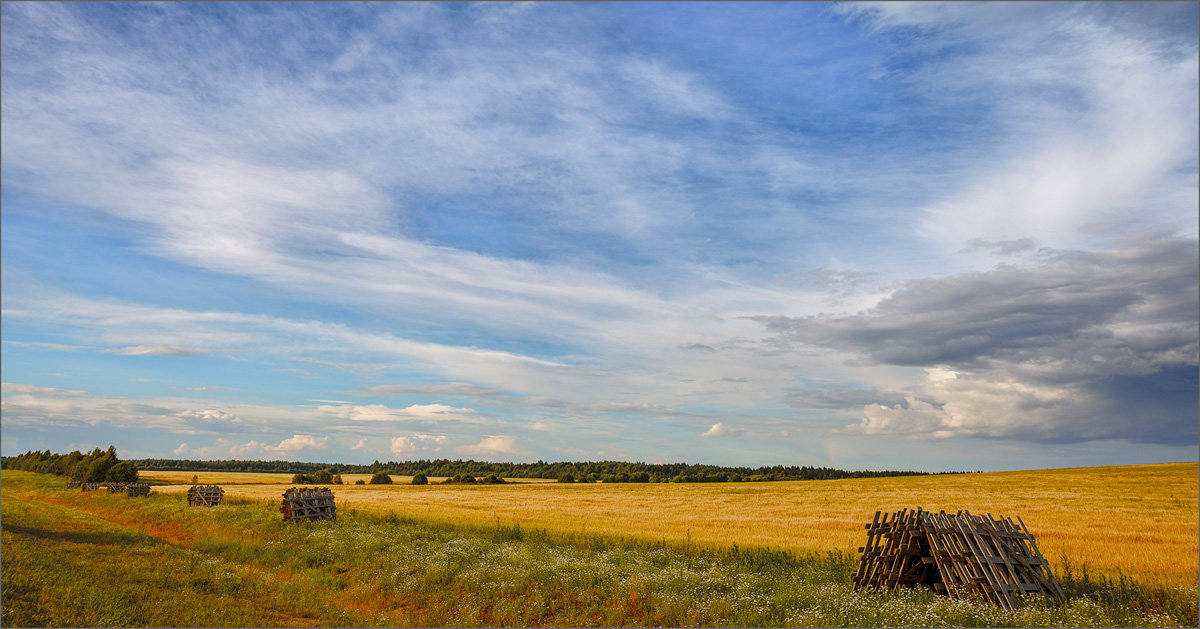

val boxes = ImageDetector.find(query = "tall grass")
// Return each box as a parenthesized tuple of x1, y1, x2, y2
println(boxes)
(2, 470, 1195, 627)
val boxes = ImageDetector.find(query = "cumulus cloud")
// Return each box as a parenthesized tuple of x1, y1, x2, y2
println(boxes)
(238, 434, 329, 458)
(753, 236, 1199, 444)
(699, 422, 744, 439)
(455, 435, 520, 459)
(390, 434, 448, 456)
(173, 408, 244, 432)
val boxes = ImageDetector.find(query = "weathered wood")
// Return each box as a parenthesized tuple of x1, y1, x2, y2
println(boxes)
(81, 482, 100, 492)
(853, 508, 1062, 611)
(281, 487, 336, 523)
(187, 485, 224, 506)
(124, 483, 151, 497)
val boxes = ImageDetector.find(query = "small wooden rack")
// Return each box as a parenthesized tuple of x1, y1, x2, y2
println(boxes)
(853, 507, 1064, 611)
(81, 482, 100, 492)
(66, 480, 81, 488)
(281, 487, 336, 523)
(107, 483, 128, 493)
(124, 483, 151, 497)
(187, 485, 224, 506)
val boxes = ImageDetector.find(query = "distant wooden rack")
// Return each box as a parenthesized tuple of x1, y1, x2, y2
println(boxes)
(81, 482, 100, 492)
(853, 508, 1064, 611)
(107, 483, 128, 493)
(187, 485, 224, 506)
(124, 483, 151, 497)
(281, 487, 336, 523)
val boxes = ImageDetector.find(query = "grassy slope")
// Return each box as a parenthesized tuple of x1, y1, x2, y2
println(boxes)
(2, 470, 1196, 628)
(150, 463, 1199, 586)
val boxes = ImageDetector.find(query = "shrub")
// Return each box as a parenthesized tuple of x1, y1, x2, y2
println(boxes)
(332, 474, 344, 485)
(292, 473, 312, 484)
(443, 473, 476, 484)
(480, 473, 506, 484)
(411, 473, 428, 485)
(354, 480, 365, 485)
(557, 473, 575, 484)
(310, 468, 334, 484)
(369, 472, 393, 485)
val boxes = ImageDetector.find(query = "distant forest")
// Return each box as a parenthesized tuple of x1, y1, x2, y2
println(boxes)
(123, 457, 956, 483)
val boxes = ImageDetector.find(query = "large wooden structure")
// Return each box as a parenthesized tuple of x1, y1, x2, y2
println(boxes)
(280, 487, 336, 523)
(853, 508, 1064, 611)
(187, 485, 224, 506)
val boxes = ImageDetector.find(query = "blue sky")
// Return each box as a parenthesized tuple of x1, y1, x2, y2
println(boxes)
(2, 2, 1197, 471)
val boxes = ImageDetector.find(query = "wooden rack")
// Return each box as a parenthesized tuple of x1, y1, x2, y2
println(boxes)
(281, 487, 336, 523)
(853, 507, 1063, 611)
(187, 485, 224, 506)
(124, 483, 151, 497)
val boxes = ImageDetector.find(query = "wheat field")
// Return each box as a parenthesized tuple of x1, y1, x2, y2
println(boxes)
(148, 462, 1198, 587)
(140, 470, 555, 485)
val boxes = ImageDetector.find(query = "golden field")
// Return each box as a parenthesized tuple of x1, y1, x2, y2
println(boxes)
(140, 470, 554, 485)
(151, 462, 1198, 587)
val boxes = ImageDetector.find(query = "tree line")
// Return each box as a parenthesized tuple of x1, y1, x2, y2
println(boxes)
(125, 456, 949, 483)
(2, 446, 139, 483)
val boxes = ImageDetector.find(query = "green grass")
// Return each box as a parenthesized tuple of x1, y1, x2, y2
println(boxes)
(2, 470, 1195, 627)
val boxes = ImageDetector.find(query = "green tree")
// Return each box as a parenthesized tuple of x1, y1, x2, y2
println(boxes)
(291, 473, 312, 484)
(105, 461, 139, 483)
(310, 468, 334, 484)
(369, 472, 393, 485)
(557, 472, 575, 483)
(411, 473, 428, 485)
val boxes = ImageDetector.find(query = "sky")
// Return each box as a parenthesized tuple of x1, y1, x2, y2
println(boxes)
(2, 2, 1197, 471)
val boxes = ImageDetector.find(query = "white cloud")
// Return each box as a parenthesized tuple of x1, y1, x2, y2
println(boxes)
(390, 434, 448, 456)
(699, 422, 744, 439)
(317, 402, 482, 423)
(105, 344, 212, 357)
(455, 435, 520, 459)
(238, 434, 329, 459)
(1, 382, 88, 397)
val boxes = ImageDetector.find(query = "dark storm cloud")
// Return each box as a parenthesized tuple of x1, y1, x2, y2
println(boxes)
(752, 236, 1198, 445)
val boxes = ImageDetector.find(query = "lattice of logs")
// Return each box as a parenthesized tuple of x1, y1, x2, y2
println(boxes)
(281, 487, 336, 523)
(188, 485, 225, 506)
(853, 507, 1064, 611)
(81, 482, 100, 492)
(124, 483, 151, 497)
(107, 483, 128, 493)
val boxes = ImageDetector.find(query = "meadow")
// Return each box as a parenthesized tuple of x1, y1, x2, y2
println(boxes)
(3, 465, 1197, 627)
(147, 463, 1199, 587)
